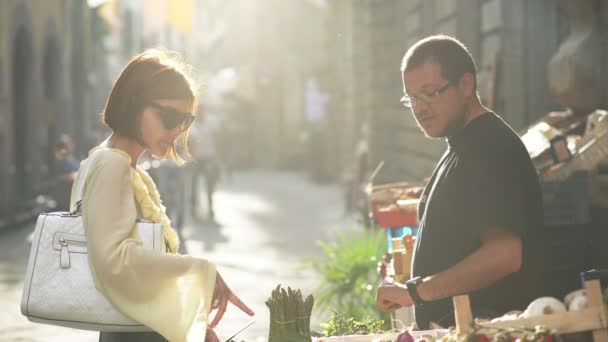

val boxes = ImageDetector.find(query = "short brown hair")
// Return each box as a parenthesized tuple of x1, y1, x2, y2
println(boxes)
(401, 35, 477, 90)
(102, 48, 198, 163)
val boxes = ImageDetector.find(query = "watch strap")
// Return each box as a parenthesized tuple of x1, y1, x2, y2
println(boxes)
(406, 276, 426, 305)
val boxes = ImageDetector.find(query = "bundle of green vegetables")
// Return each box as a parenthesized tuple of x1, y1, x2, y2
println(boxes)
(266, 285, 314, 342)
(320, 311, 385, 337)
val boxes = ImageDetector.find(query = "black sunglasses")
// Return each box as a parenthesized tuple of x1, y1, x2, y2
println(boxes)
(148, 102, 195, 131)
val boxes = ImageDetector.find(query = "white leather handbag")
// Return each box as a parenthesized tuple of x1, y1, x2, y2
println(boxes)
(21, 201, 164, 332)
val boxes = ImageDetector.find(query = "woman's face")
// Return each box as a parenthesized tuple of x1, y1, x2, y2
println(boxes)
(139, 98, 193, 158)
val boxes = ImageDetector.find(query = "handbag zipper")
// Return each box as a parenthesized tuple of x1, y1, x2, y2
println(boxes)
(58, 238, 86, 246)
(58, 238, 86, 269)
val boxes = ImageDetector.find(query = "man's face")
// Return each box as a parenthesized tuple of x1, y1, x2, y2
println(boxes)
(402, 61, 466, 138)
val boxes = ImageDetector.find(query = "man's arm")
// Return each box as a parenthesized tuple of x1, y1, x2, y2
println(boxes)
(377, 228, 522, 310)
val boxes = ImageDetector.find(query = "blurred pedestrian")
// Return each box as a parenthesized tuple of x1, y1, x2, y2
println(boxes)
(189, 111, 222, 222)
(348, 123, 371, 228)
(52, 138, 78, 211)
(68, 49, 253, 342)
(59, 133, 79, 166)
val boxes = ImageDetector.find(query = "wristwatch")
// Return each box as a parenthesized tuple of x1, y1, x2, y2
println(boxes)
(405, 276, 427, 306)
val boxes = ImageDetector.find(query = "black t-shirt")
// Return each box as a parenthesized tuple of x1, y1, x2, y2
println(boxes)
(412, 112, 544, 329)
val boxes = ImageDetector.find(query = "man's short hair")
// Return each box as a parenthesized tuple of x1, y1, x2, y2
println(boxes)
(401, 35, 477, 90)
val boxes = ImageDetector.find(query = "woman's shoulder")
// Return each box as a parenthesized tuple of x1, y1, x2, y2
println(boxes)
(72, 148, 134, 206)
(87, 147, 132, 168)
(78, 148, 134, 184)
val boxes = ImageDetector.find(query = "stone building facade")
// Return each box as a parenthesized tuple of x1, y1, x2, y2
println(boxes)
(0, 1, 95, 228)
(332, 0, 584, 184)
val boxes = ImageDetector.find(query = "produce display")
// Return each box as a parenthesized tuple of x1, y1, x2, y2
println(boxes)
(452, 280, 608, 342)
(266, 285, 314, 342)
(368, 183, 423, 228)
(320, 312, 385, 337)
(370, 187, 421, 211)
(312, 329, 447, 342)
(314, 280, 608, 342)
(438, 324, 557, 342)
(520, 109, 608, 181)
(390, 234, 415, 284)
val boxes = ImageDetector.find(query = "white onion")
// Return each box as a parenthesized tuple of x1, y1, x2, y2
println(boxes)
(523, 297, 566, 318)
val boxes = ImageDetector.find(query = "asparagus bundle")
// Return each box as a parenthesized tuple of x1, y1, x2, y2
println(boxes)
(266, 285, 314, 342)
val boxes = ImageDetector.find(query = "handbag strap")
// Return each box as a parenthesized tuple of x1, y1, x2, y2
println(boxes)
(70, 201, 83, 216)
(70, 156, 95, 215)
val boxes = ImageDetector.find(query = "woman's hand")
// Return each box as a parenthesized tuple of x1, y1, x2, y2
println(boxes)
(209, 271, 255, 328)
(204, 328, 219, 342)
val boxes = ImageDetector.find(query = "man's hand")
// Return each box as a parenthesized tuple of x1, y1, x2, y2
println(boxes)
(376, 280, 414, 312)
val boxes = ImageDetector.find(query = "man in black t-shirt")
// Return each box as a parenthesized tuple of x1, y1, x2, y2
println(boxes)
(376, 35, 544, 329)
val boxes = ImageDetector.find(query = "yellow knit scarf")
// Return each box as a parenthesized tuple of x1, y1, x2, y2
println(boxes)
(132, 167, 180, 254)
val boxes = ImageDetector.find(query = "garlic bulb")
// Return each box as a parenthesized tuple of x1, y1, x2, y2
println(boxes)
(564, 289, 585, 307)
(523, 297, 566, 318)
(568, 294, 588, 311)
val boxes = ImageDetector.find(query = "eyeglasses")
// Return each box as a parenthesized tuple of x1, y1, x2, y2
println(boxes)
(400, 82, 453, 109)
(148, 102, 195, 132)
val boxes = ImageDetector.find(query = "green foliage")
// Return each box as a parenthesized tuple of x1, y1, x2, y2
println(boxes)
(303, 228, 388, 324)
(320, 311, 385, 337)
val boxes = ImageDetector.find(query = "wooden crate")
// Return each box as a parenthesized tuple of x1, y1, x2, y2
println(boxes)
(368, 182, 413, 204)
(368, 182, 420, 229)
(453, 279, 608, 341)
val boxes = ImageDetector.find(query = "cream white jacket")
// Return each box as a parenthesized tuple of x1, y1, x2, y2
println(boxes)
(71, 147, 216, 342)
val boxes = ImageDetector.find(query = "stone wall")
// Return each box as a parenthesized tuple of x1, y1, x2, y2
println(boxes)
(0, 1, 93, 227)
(348, 0, 579, 184)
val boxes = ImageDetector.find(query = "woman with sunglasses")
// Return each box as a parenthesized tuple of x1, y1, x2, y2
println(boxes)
(70, 49, 254, 342)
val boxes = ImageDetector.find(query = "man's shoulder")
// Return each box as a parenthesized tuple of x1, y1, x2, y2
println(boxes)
(474, 113, 520, 143)
(468, 114, 529, 159)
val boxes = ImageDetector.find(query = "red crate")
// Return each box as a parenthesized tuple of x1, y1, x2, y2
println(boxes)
(371, 203, 418, 228)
